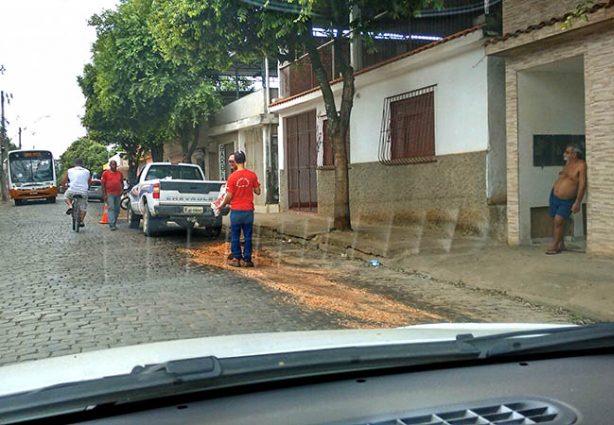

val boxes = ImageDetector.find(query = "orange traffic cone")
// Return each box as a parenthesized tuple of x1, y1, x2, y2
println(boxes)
(99, 204, 109, 224)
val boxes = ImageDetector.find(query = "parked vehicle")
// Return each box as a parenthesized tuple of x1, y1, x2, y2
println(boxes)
(5, 149, 57, 205)
(126, 163, 229, 237)
(87, 179, 104, 202)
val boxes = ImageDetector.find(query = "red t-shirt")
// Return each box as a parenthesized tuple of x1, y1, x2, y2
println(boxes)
(226, 169, 260, 211)
(101, 169, 124, 196)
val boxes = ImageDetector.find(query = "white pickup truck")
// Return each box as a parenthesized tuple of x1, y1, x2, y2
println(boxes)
(126, 162, 228, 237)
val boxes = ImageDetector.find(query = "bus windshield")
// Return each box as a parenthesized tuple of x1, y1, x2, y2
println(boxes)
(8, 150, 55, 186)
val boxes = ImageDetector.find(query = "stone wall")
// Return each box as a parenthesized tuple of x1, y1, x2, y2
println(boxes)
(502, 0, 579, 34)
(584, 25, 614, 255)
(315, 151, 507, 239)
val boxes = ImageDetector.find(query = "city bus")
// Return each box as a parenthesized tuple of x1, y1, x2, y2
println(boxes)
(4, 149, 57, 205)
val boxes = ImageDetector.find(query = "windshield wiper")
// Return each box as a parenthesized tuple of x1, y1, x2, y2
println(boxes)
(0, 340, 483, 423)
(3, 325, 613, 423)
(455, 322, 614, 358)
(0, 356, 222, 423)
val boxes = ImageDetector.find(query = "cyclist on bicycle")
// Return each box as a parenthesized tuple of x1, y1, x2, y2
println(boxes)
(61, 158, 92, 227)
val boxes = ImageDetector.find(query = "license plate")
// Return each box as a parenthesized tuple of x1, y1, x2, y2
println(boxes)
(183, 206, 203, 214)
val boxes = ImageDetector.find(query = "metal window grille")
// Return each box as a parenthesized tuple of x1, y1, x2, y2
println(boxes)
(379, 85, 436, 165)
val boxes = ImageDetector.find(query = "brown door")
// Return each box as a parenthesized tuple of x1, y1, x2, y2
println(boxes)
(286, 111, 317, 211)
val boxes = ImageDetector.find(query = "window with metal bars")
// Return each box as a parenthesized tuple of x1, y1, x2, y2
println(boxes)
(379, 85, 436, 165)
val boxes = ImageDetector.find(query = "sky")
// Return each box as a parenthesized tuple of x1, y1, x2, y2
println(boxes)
(0, 0, 119, 158)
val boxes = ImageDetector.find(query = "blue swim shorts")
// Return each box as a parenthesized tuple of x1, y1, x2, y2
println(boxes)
(549, 189, 575, 221)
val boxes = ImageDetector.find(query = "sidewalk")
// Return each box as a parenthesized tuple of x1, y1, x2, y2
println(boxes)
(226, 211, 614, 322)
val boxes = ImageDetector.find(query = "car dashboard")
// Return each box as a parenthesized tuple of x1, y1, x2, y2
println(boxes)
(68, 353, 612, 425)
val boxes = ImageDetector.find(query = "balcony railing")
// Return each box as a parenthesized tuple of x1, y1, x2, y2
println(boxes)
(278, 0, 500, 98)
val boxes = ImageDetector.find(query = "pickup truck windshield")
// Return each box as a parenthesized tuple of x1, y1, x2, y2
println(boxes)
(144, 165, 202, 181)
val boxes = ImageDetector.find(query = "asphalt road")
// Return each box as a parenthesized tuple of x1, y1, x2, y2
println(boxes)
(0, 197, 344, 367)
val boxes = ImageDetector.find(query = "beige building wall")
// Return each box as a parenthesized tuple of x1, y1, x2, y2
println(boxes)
(502, 0, 580, 34)
(488, 1, 614, 255)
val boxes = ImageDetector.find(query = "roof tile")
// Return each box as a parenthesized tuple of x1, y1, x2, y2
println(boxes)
(486, 1, 614, 45)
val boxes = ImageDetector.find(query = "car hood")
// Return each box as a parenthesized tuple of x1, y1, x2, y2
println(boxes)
(0, 323, 572, 397)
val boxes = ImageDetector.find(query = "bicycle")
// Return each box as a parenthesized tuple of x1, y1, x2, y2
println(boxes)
(70, 194, 84, 232)
(120, 187, 131, 211)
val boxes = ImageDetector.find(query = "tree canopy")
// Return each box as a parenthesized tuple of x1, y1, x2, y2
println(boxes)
(59, 137, 108, 179)
(79, 0, 224, 177)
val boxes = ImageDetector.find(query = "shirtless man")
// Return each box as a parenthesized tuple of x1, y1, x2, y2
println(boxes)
(546, 144, 587, 254)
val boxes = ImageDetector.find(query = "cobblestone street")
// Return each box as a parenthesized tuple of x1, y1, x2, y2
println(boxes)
(0, 198, 345, 367)
(0, 197, 582, 368)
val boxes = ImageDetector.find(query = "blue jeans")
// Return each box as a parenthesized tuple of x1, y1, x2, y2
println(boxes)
(230, 210, 254, 262)
(106, 194, 121, 227)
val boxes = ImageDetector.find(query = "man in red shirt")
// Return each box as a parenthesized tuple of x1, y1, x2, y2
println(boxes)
(216, 151, 261, 267)
(101, 160, 124, 231)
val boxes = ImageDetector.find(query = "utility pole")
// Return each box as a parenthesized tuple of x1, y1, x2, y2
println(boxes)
(1, 90, 9, 202)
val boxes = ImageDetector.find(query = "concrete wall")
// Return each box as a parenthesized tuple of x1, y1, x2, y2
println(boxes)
(214, 91, 266, 125)
(208, 133, 236, 181)
(212, 89, 278, 125)
(350, 39, 491, 162)
(243, 128, 266, 208)
(208, 126, 272, 209)
(517, 69, 585, 244)
(487, 56, 507, 205)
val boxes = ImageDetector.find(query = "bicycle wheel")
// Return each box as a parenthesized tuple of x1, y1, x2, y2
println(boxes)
(120, 195, 130, 210)
(72, 200, 81, 232)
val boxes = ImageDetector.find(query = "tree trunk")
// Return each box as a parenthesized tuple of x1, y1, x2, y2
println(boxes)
(302, 24, 353, 231)
(181, 124, 202, 164)
(181, 133, 191, 163)
(150, 143, 164, 162)
(118, 137, 141, 185)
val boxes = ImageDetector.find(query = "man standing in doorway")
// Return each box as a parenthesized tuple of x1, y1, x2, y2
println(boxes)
(216, 151, 261, 267)
(101, 160, 124, 231)
(546, 144, 587, 255)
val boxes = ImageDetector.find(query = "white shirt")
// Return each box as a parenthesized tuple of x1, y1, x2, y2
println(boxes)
(67, 166, 90, 193)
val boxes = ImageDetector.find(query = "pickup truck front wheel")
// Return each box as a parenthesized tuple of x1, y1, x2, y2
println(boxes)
(143, 208, 161, 237)
(128, 207, 141, 229)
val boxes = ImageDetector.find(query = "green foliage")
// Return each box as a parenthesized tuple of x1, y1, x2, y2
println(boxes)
(80, 0, 225, 168)
(215, 76, 254, 92)
(561, 0, 594, 30)
(149, 0, 443, 71)
(59, 138, 108, 179)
